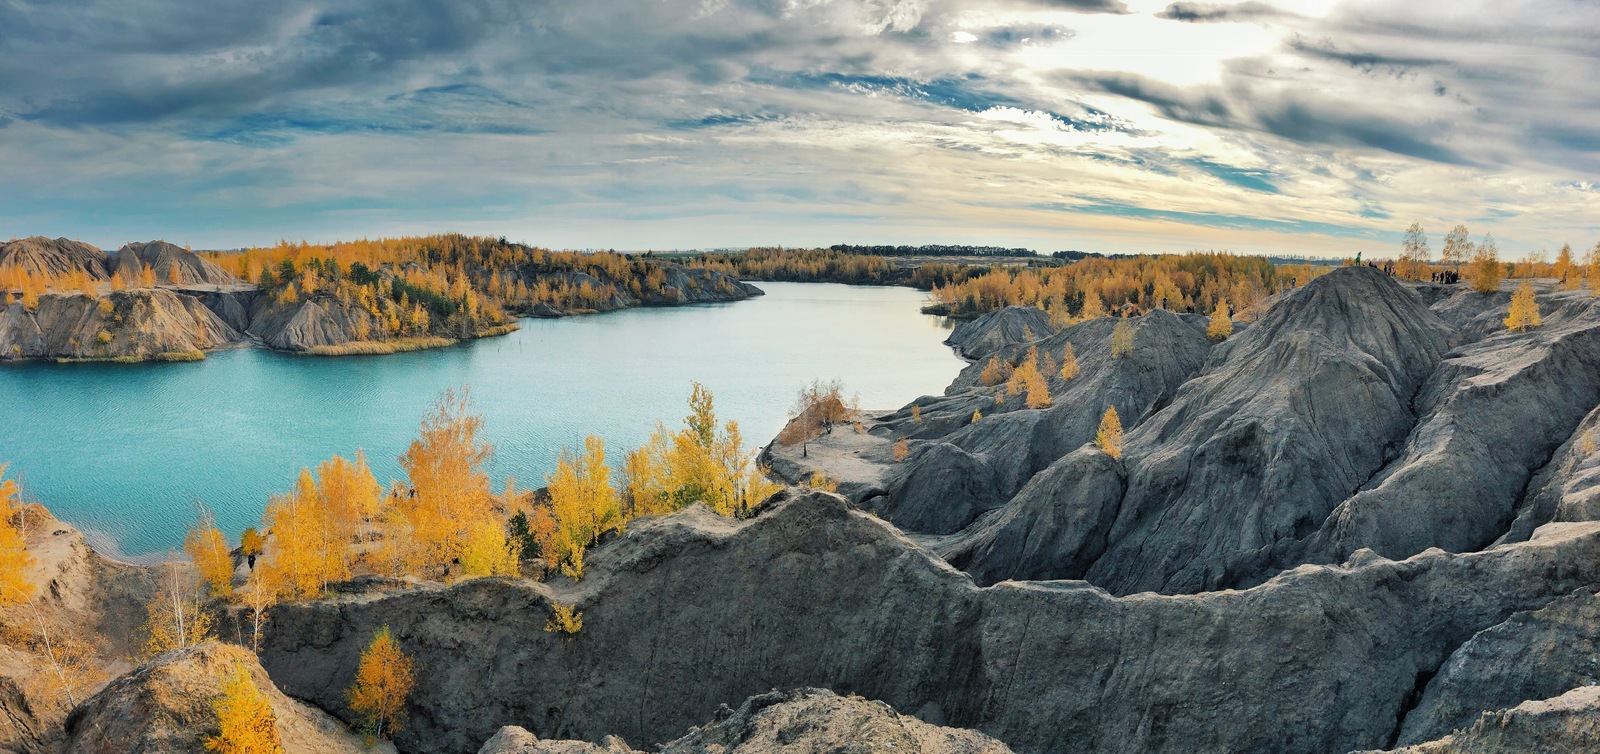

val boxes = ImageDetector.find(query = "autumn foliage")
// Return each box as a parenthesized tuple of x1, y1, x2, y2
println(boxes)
(383, 391, 494, 575)
(1505, 280, 1541, 332)
(1207, 299, 1232, 341)
(185, 510, 234, 599)
(346, 626, 414, 741)
(1110, 320, 1136, 358)
(143, 560, 214, 658)
(1005, 347, 1052, 409)
(618, 383, 781, 522)
(925, 252, 1280, 321)
(776, 380, 859, 446)
(1095, 407, 1124, 460)
(206, 662, 284, 754)
(0, 465, 34, 608)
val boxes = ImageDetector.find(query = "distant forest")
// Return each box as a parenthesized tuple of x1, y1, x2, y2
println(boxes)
(829, 244, 1038, 258)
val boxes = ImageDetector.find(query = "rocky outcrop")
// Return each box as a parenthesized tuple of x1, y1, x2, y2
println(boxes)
(109, 241, 237, 286)
(1373, 685, 1600, 754)
(479, 727, 636, 754)
(943, 306, 1054, 360)
(1083, 266, 1452, 594)
(1310, 291, 1600, 565)
(863, 310, 1210, 535)
(63, 642, 373, 754)
(257, 490, 1600, 754)
(942, 446, 1125, 583)
(1502, 401, 1600, 540)
(0, 237, 110, 279)
(0, 289, 236, 361)
(248, 296, 386, 352)
(1394, 587, 1600, 746)
(478, 689, 1009, 754)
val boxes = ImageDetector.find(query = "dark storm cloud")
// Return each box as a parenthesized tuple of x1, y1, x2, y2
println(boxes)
(1155, 2, 1285, 23)
(1287, 36, 1447, 73)
(1026, 0, 1130, 13)
(1070, 69, 1471, 165)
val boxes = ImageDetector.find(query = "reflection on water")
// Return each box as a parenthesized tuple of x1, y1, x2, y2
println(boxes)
(1, 282, 962, 557)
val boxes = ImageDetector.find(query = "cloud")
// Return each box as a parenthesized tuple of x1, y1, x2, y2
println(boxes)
(1, 0, 1598, 256)
(1025, 0, 1130, 13)
(1155, 2, 1286, 23)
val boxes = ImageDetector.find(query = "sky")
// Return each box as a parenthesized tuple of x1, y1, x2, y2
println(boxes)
(2, 0, 1599, 258)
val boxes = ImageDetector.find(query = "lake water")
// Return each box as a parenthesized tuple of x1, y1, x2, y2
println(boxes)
(0, 282, 962, 559)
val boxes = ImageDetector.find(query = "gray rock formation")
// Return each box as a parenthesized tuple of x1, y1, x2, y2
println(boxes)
(248, 296, 385, 352)
(794, 268, 1600, 599)
(1502, 401, 1600, 541)
(109, 240, 237, 286)
(867, 310, 1210, 535)
(1086, 265, 1452, 593)
(479, 727, 636, 754)
(1371, 685, 1600, 754)
(0, 289, 236, 361)
(1395, 587, 1600, 746)
(257, 490, 1600, 754)
(0, 237, 110, 279)
(1310, 291, 1600, 566)
(63, 642, 372, 754)
(942, 446, 1125, 583)
(478, 688, 1009, 754)
(944, 306, 1054, 360)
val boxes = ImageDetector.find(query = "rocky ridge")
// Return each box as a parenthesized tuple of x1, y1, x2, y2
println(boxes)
(253, 489, 1600, 754)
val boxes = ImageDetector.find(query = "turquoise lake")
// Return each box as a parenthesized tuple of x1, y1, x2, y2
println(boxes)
(0, 282, 963, 560)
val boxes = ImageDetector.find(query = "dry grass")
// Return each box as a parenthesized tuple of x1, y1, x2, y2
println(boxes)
(474, 323, 521, 338)
(304, 337, 455, 356)
(154, 350, 205, 362)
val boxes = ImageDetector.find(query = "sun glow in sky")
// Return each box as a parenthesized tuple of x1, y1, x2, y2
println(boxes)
(2, 0, 1598, 257)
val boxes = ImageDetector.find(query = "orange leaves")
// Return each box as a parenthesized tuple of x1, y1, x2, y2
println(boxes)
(205, 662, 284, 754)
(0, 464, 34, 608)
(1095, 407, 1124, 460)
(346, 626, 414, 741)
(389, 389, 494, 573)
(261, 453, 376, 599)
(185, 509, 234, 599)
(1505, 280, 1542, 332)
(1005, 347, 1052, 409)
(543, 435, 620, 580)
(1207, 299, 1233, 341)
